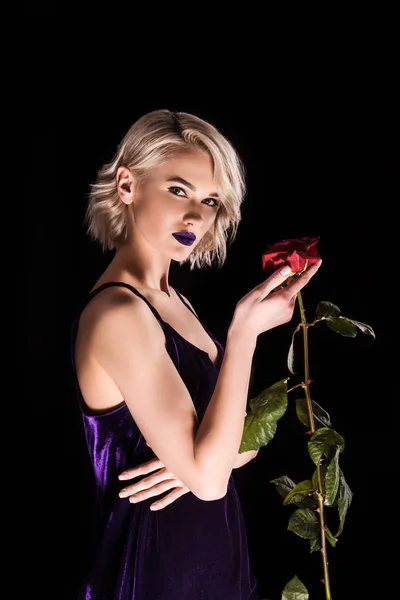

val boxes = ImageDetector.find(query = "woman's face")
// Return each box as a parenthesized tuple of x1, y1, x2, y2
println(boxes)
(130, 149, 220, 259)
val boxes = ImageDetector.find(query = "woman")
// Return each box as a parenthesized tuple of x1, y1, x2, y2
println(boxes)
(71, 109, 321, 599)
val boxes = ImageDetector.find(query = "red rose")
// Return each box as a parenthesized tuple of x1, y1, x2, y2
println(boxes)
(261, 236, 321, 274)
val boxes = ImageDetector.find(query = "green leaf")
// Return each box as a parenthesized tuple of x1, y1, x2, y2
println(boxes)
(271, 476, 316, 509)
(324, 448, 341, 506)
(287, 326, 301, 374)
(311, 463, 329, 494)
(270, 475, 296, 499)
(335, 471, 353, 537)
(325, 526, 338, 547)
(287, 508, 319, 540)
(287, 334, 295, 374)
(239, 378, 288, 452)
(310, 536, 321, 553)
(326, 316, 358, 337)
(316, 301, 375, 338)
(308, 427, 345, 465)
(316, 301, 341, 319)
(283, 480, 314, 505)
(346, 318, 375, 339)
(281, 575, 309, 600)
(326, 315, 376, 338)
(296, 398, 332, 430)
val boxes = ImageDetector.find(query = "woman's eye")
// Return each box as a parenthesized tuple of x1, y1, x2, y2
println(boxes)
(204, 198, 219, 208)
(168, 186, 186, 196)
(168, 187, 219, 208)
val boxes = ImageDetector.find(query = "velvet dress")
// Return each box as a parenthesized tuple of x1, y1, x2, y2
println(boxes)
(71, 281, 260, 600)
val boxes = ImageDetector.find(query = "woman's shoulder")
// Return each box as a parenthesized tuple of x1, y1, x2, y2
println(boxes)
(77, 284, 156, 342)
(83, 283, 141, 317)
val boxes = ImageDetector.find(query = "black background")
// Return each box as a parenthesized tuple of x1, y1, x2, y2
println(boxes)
(25, 32, 396, 600)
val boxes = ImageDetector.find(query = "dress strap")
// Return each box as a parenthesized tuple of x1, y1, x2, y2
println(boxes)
(172, 287, 199, 319)
(86, 281, 165, 326)
(172, 287, 219, 346)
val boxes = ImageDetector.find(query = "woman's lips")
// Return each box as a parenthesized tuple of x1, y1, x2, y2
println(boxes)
(172, 232, 196, 247)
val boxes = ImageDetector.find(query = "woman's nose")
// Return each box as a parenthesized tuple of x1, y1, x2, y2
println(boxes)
(183, 209, 204, 226)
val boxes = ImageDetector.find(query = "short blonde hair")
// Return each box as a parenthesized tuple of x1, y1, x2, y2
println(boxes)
(86, 109, 246, 270)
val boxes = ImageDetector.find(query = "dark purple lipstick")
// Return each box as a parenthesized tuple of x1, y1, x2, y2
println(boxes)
(172, 231, 196, 246)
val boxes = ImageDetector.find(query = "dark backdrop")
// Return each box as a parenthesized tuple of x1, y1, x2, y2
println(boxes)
(26, 92, 395, 600)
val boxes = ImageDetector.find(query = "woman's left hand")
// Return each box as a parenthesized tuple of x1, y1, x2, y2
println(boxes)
(118, 456, 190, 511)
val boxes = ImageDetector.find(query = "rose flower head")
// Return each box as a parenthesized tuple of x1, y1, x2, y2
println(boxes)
(261, 236, 321, 276)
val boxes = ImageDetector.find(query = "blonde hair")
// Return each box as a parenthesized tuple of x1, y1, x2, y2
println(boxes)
(85, 109, 246, 270)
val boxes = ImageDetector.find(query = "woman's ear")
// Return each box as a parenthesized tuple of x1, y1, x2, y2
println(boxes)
(116, 166, 135, 205)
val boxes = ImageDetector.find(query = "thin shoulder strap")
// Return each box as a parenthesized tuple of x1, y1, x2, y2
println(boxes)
(173, 286, 219, 343)
(70, 281, 166, 371)
(173, 287, 199, 319)
(86, 281, 165, 325)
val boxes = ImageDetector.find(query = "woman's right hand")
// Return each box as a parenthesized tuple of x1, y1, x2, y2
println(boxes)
(230, 260, 322, 340)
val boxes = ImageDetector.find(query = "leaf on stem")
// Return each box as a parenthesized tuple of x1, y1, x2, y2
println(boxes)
(296, 397, 332, 430)
(270, 475, 296, 499)
(270, 476, 316, 509)
(349, 318, 376, 338)
(287, 508, 320, 550)
(334, 471, 353, 537)
(283, 480, 314, 505)
(316, 300, 375, 338)
(324, 447, 341, 506)
(281, 575, 309, 600)
(308, 427, 345, 465)
(311, 464, 329, 495)
(316, 301, 341, 319)
(310, 536, 321, 552)
(239, 378, 288, 452)
(325, 526, 338, 547)
(287, 324, 301, 374)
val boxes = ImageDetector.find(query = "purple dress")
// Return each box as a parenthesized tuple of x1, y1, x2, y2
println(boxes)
(71, 281, 259, 600)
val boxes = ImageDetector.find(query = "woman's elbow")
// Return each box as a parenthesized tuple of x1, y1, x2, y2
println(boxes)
(194, 482, 228, 501)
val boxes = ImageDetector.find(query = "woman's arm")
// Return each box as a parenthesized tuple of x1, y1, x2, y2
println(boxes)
(84, 288, 256, 500)
(86, 264, 319, 501)
(117, 448, 259, 511)
(172, 294, 258, 471)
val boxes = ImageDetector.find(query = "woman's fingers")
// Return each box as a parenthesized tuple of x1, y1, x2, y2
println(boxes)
(117, 457, 190, 511)
(119, 468, 181, 498)
(118, 457, 165, 481)
(149, 486, 190, 511)
(284, 260, 322, 298)
(260, 260, 322, 300)
(259, 265, 292, 298)
(127, 479, 188, 506)
(120, 477, 180, 501)
(119, 474, 190, 510)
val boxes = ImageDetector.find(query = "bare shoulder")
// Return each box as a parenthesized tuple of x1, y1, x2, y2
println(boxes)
(74, 286, 166, 411)
(77, 285, 163, 343)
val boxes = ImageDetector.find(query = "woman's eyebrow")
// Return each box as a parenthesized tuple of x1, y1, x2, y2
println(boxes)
(166, 176, 219, 198)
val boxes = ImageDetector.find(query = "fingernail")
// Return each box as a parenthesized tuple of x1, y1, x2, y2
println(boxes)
(281, 266, 291, 275)
(118, 473, 128, 480)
